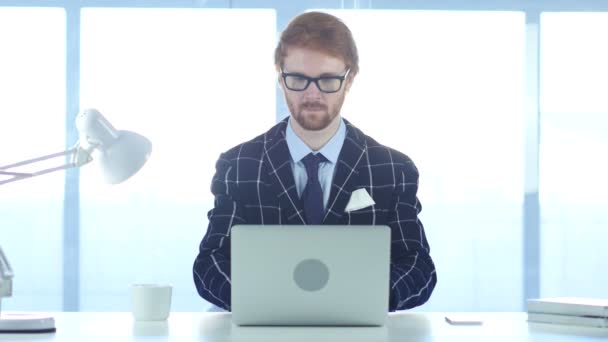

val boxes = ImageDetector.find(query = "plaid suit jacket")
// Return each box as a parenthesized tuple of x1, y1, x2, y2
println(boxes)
(193, 117, 437, 311)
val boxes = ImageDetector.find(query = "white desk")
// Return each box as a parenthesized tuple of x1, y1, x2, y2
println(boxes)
(1, 312, 607, 341)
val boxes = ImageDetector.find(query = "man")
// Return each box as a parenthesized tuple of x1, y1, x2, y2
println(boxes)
(193, 11, 436, 312)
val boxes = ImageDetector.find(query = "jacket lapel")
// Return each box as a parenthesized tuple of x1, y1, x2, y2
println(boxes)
(263, 119, 306, 225)
(323, 120, 367, 224)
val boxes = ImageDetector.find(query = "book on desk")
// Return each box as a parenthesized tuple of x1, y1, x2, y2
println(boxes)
(527, 297, 608, 328)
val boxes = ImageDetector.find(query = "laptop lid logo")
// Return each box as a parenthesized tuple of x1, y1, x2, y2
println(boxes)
(293, 259, 329, 292)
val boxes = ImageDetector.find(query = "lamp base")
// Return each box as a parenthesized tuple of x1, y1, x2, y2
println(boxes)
(0, 313, 56, 333)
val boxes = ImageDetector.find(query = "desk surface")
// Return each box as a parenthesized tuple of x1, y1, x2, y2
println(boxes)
(1, 312, 607, 341)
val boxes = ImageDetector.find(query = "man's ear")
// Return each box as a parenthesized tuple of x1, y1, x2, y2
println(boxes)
(344, 73, 356, 93)
(277, 66, 286, 84)
(277, 73, 285, 93)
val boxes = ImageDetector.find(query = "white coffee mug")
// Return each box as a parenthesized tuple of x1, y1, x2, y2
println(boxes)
(131, 284, 172, 321)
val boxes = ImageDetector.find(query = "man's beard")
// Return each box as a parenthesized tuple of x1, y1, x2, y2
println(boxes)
(287, 93, 345, 131)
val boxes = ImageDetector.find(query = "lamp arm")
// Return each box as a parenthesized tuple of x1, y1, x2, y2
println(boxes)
(0, 145, 94, 186)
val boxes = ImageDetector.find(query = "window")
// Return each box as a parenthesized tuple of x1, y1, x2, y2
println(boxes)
(0, 7, 66, 311)
(539, 12, 608, 298)
(78, 8, 276, 310)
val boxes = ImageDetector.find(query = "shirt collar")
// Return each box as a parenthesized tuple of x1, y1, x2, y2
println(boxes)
(285, 117, 346, 164)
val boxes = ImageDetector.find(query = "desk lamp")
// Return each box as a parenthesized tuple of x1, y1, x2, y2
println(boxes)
(0, 108, 152, 333)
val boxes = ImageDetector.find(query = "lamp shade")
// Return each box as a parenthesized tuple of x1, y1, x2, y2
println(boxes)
(76, 108, 152, 184)
(97, 130, 152, 184)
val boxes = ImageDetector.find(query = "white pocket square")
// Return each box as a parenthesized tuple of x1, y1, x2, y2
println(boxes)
(345, 188, 376, 212)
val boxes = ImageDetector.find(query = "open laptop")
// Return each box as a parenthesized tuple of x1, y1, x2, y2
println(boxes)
(230, 225, 390, 326)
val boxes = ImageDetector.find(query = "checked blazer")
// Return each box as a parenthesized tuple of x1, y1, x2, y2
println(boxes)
(193, 117, 437, 312)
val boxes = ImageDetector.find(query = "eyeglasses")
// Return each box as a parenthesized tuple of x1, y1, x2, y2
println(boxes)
(281, 69, 350, 93)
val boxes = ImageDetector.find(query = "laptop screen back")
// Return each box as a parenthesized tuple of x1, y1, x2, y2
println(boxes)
(231, 225, 390, 326)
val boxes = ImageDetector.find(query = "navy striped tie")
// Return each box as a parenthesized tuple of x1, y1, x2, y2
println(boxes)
(301, 153, 328, 225)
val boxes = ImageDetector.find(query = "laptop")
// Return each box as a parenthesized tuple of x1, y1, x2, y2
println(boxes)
(230, 225, 391, 326)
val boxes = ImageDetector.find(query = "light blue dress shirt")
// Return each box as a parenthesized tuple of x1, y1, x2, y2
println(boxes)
(285, 117, 346, 210)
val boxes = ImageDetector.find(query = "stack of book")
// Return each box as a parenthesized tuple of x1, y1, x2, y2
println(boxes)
(527, 297, 608, 328)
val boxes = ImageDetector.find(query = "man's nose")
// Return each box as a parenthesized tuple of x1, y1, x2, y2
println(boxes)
(303, 81, 323, 97)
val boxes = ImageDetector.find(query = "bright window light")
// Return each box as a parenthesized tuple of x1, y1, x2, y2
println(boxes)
(0, 7, 65, 311)
(79, 8, 276, 311)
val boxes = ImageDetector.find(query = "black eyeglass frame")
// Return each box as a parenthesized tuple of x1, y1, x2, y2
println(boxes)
(280, 69, 351, 94)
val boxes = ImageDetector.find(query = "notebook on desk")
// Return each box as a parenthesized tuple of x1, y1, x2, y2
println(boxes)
(527, 297, 608, 317)
(230, 225, 391, 326)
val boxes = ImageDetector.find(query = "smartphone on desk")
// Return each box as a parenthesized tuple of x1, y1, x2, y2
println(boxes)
(445, 314, 484, 325)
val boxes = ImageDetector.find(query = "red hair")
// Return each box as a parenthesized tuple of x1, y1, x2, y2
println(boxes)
(274, 11, 359, 76)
